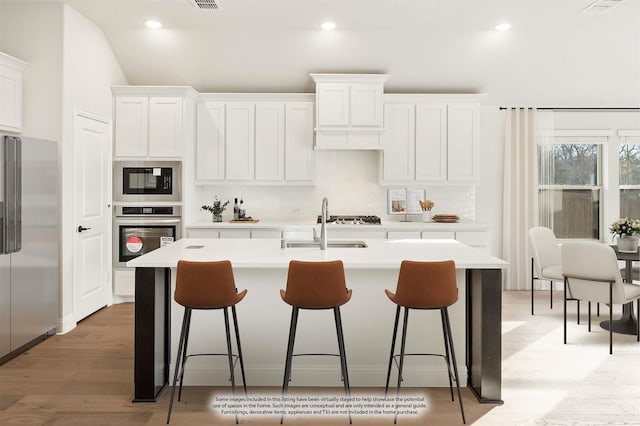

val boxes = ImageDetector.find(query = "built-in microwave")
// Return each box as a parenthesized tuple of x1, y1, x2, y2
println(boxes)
(114, 161, 182, 202)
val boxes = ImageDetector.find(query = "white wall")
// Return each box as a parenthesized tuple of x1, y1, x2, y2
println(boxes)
(59, 4, 127, 332)
(0, 2, 63, 140)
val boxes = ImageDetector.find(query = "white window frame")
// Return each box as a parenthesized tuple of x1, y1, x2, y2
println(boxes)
(538, 130, 610, 241)
(617, 130, 640, 220)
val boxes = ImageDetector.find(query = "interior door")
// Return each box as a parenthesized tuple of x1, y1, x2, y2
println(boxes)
(73, 111, 111, 320)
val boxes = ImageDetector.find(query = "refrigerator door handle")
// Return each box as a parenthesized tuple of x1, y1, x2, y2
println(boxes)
(0, 201, 4, 255)
(4, 136, 21, 254)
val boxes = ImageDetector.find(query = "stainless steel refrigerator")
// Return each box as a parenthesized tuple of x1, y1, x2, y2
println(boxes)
(0, 134, 58, 363)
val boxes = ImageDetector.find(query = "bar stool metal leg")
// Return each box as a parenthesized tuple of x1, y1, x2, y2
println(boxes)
(167, 308, 190, 424)
(440, 309, 454, 401)
(443, 308, 466, 424)
(223, 307, 239, 424)
(334, 307, 352, 424)
(394, 307, 409, 425)
(280, 307, 299, 424)
(177, 308, 192, 402)
(385, 306, 401, 395)
(231, 305, 248, 396)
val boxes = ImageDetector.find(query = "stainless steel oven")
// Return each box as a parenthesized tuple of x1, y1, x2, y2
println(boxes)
(113, 205, 182, 268)
(114, 161, 181, 202)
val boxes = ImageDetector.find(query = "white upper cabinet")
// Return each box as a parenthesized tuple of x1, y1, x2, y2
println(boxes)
(196, 101, 225, 180)
(311, 74, 389, 150)
(112, 86, 196, 159)
(114, 96, 148, 157)
(415, 103, 447, 181)
(447, 103, 480, 181)
(284, 102, 315, 182)
(149, 97, 184, 157)
(195, 94, 315, 185)
(225, 102, 255, 180)
(0, 52, 27, 133)
(380, 94, 481, 184)
(317, 83, 349, 126)
(255, 103, 284, 181)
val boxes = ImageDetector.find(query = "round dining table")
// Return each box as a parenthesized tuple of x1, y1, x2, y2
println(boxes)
(603, 245, 639, 334)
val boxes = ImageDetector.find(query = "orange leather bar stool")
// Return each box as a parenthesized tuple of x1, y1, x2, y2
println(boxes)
(166, 260, 248, 424)
(280, 260, 353, 424)
(384, 260, 465, 424)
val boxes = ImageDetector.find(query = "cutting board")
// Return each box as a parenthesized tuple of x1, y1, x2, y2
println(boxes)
(229, 218, 260, 223)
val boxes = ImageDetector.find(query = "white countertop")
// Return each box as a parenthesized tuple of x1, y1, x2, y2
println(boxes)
(127, 238, 507, 269)
(186, 219, 491, 231)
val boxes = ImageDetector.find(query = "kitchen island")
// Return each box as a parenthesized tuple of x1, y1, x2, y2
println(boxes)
(127, 238, 507, 404)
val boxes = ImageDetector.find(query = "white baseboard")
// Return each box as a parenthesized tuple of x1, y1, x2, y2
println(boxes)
(56, 313, 76, 334)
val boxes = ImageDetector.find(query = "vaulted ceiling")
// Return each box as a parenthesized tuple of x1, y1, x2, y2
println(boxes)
(27, 0, 640, 105)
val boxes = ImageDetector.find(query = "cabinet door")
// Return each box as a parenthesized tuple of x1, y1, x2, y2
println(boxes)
(415, 103, 447, 181)
(251, 230, 282, 239)
(285, 102, 315, 182)
(186, 229, 220, 238)
(148, 97, 183, 157)
(255, 103, 285, 181)
(381, 103, 415, 182)
(350, 83, 383, 127)
(225, 103, 255, 180)
(219, 229, 251, 239)
(387, 231, 421, 239)
(196, 101, 225, 181)
(447, 103, 479, 181)
(114, 96, 148, 157)
(316, 83, 349, 126)
(0, 64, 22, 133)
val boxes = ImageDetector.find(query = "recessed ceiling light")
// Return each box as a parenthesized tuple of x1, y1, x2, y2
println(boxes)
(495, 23, 512, 32)
(145, 20, 162, 29)
(321, 21, 336, 31)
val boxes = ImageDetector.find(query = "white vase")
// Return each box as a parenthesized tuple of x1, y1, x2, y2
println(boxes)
(617, 235, 639, 253)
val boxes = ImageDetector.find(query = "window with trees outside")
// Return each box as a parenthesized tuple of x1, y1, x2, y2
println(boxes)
(620, 136, 640, 218)
(538, 140, 601, 239)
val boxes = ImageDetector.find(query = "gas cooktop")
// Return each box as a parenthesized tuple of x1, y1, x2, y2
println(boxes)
(316, 215, 382, 225)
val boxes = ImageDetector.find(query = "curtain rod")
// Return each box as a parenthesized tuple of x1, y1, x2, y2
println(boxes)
(499, 107, 640, 111)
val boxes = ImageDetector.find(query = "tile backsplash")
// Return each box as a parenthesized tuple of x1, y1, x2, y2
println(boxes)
(188, 150, 476, 223)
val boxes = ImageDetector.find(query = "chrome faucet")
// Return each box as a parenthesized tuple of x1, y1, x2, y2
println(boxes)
(320, 197, 328, 250)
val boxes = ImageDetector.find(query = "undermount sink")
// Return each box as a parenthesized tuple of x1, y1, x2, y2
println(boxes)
(281, 239, 368, 249)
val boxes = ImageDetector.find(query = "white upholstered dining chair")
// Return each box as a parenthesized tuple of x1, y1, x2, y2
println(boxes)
(528, 226, 564, 315)
(561, 241, 640, 354)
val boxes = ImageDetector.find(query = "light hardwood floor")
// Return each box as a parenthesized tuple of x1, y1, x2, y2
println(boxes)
(0, 291, 638, 425)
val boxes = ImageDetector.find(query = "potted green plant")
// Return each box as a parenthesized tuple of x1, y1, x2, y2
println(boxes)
(609, 217, 640, 253)
(201, 196, 229, 222)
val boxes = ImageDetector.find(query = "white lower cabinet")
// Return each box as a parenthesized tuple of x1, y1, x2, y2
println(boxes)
(421, 231, 455, 240)
(219, 229, 251, 239)
(328, 229, 386, 240)
(251, 230, 282, 239)
(186, 229, 220, 238)
(113, 269, 135, 297)
(282, 229, 315, 240)
(387, 231, 421, 239)
(183, 226, 490, 251)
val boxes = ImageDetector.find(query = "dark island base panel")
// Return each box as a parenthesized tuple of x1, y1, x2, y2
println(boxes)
(133, 267, 171, 402)
(131, 266, 504, 404)
(466, 268, 504, 405)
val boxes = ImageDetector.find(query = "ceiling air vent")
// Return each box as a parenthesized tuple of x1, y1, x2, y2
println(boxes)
(582, 0, 625, 13)
(189, 0, 223, 10)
